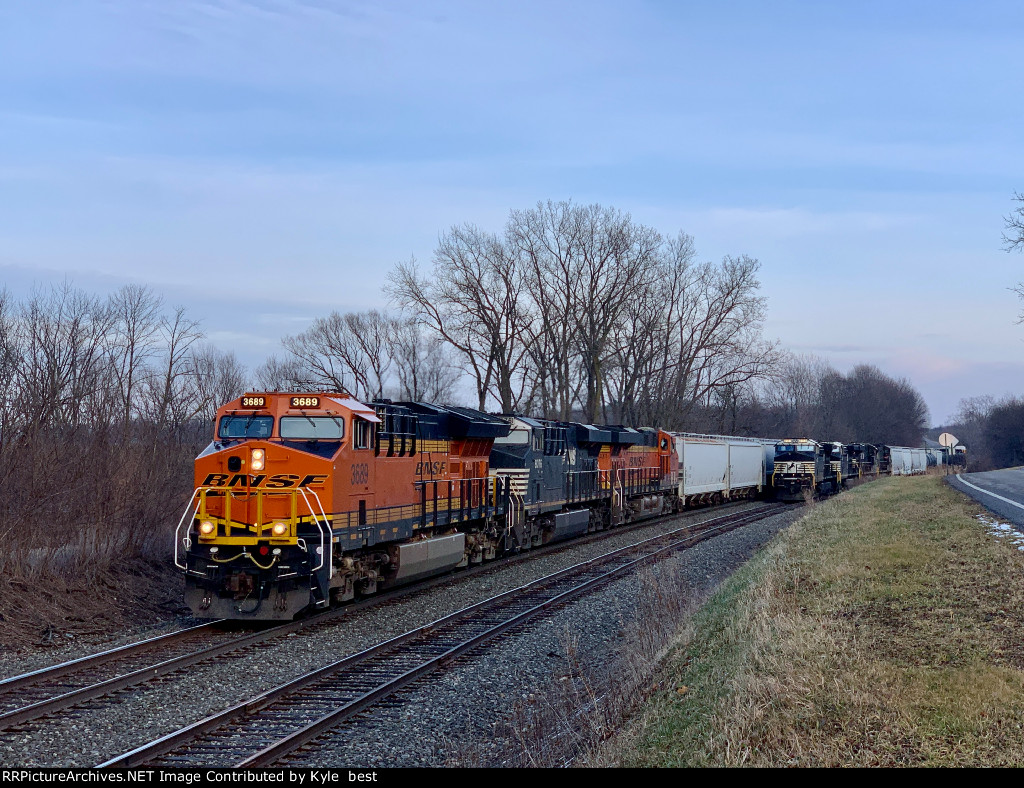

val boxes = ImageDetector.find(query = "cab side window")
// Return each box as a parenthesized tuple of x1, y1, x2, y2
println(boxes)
(354, 418, 374, 450)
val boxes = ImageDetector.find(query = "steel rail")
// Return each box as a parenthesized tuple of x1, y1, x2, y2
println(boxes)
(0, 621, 221, 696)
(98, 503, 784, 768)
(244, 505, 779, 768)
(0, 501, 749, 730)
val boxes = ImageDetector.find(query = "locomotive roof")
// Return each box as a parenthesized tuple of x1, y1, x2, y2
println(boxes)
(393, 401, 510, 439)
(600, 425, 643, 445)
(571, 423, 613, 444)
(328, 396, 381, 422)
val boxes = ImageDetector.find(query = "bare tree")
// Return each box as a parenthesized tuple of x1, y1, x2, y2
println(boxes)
(109, 284, 163, 426)
(388, 224, 532, 413)
(508, 201, 665, 422)
(507, 203, 582, 420)
(191, 345, 249, 422)
(614, 253, 780, 429)
(280, 310, 396, 399)
(388, 201, 782, 422)
(813, 364, 928, 445)
(255, 354, 312, 391)
(17, 284, 117, 430)
(144, 306, 204, 431)
(281, 313, 356, 394)
(950, 395, 995, 470)
(343, 310, 394, 400)
(1003, 192, 1024, 320)
(1004, 191, 1024, 253)
(761, 353, 835, 436)
(388, 317, 457, 402)
(0, 283, 227, 582)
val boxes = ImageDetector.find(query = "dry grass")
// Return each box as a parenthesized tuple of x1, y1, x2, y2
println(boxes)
(612, 475, 1024, 767)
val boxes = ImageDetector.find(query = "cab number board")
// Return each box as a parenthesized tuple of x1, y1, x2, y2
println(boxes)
(241, 396, 266, 408)
(290, 396, 320, 408)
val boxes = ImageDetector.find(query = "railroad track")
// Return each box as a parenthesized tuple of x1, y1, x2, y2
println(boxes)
(0, 620, 296, 731)
(99, 502, 785, 768)
(0, 500, 759, 735)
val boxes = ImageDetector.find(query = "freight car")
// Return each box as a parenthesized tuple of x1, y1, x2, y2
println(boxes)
(885, 446, 928, 476)
(672, 433, 765, 506)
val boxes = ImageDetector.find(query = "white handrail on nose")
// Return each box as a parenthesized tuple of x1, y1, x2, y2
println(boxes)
(174, 488, 202, 570)
(297, 486, 332, 577)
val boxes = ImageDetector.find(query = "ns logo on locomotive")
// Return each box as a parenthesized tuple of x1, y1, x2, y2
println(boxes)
(176, 392, 944, 620)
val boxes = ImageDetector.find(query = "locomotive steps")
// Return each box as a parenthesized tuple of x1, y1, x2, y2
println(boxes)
(607, 475, 1024, 767)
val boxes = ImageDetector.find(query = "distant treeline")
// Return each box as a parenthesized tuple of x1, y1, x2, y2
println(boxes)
(665, 355, 929, 447)
(1, 201, 935, 577)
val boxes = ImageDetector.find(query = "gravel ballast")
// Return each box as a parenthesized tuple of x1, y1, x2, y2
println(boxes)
(0, 502, 801, 767)
(282, 506, 802, 767)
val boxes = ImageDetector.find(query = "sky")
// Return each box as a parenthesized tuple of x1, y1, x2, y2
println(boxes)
(1, 0, 1023, 424)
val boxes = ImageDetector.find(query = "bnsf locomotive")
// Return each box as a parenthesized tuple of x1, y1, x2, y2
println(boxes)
(178, 393, 682, 619)
(177, 392, 949, 620)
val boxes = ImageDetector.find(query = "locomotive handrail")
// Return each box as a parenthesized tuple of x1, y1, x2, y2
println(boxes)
(412, 475, 495, 528)
(297, 487, 331, 577)
(174, 488, 203, 570)
(565, 469, 597, 503)
(613, 465, 661, 498)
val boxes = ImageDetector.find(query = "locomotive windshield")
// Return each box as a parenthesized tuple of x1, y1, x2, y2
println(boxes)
(280, 416, 345, 440)
(218, 415, 274, 439)
(776, 444, 816, 458)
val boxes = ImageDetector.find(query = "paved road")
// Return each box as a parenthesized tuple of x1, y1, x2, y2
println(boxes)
(947, 467, 1024, 530)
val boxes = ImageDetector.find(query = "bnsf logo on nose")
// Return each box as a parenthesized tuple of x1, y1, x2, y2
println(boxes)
(201, 473, 329, 488)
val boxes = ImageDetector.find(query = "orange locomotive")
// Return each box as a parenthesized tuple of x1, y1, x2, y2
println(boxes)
(177, 393, 512, 619)
(602, 426, 678, 522)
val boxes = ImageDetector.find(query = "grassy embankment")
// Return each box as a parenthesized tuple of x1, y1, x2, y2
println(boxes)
(614, 474, 1024, 767)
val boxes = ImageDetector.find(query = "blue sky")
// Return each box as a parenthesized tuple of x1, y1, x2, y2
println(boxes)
(1, 0, 1023, 423)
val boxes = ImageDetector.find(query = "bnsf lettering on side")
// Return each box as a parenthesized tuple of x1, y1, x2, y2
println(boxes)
(202, 473, 329, 488)
(415, 461, 447, 476)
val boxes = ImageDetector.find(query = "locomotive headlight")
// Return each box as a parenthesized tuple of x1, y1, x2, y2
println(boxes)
(199, 520, 216, 535)
(271, 522, 288, 537)
(251, 448, 265, 472)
